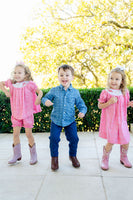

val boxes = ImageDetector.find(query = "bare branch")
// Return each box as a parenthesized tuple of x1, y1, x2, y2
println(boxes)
(116, 43, 133, 49)
(54, 14, 94, 21)
(103, 20, 133, 30)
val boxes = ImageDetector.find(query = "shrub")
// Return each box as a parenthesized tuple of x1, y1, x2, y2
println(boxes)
(0, 88, 133, 133)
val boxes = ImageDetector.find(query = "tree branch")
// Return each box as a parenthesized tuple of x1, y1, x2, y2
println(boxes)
(116, 43, 133, 49)
(103, 20, 133, 30)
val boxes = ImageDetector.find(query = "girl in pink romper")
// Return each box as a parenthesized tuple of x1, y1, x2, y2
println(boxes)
(0, 63, 43, 165)
(98, 67, 133, 170)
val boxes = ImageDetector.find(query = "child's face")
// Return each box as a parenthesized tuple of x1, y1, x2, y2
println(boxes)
(58, 68, 74, 90)
(13, 66, 26, 82)
(109, 72, 122, 90)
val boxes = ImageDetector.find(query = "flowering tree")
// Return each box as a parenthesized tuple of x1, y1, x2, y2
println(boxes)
(20, 0, 133, 88)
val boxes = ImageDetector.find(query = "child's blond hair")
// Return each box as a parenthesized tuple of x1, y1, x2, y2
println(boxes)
(107, 67, 127, 95)
(12, 64, 33, 83)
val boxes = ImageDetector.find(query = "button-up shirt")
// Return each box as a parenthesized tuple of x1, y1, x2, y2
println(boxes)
(41, 84, 87, 127)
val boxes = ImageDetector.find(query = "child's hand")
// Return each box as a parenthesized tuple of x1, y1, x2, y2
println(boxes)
(0, 82, 10, 97)
(35, 89, 43, 105)
(45, 100, 53, 107)
(78, 112, 85, 118)
(0, 82, 5, 91)
(108, 96, 117, 105)
(35, 96, 41, 105)
(5, 91, 11, 98)
(128, 101, 133, 107)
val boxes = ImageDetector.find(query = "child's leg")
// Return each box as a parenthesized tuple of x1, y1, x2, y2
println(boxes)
(25, 128, 37, 165)
(25, 128, 34, 147)
(105, 143, 113, 152)
(120, 143, 132, 168)
(101, 142, 113, 170)
(121, 143, 129, 150)
(64, 121, 80, 168)
(13, 127, 21, 145)
(11, 115, 21, 145)
(64, 121, 79, 157)
(24, 115, 35, 146)
(50, 122, 62, 157)
(50, 122, 62, 170)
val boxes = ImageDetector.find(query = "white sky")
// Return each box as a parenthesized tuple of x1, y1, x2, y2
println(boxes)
(0, 0, 42, 83)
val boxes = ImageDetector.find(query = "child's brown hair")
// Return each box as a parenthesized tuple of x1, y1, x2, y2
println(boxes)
(58, 64, 74, 76)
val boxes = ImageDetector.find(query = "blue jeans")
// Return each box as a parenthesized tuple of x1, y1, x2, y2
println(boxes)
(49, 121, 79, 157)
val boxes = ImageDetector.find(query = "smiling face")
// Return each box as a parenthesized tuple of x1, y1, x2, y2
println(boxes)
(108, 72, 122, 90)
(13, 66, 26, 83)
(58, 68, 74, 90)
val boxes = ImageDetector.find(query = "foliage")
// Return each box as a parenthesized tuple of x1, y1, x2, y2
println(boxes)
(20, 0, 133, 89)
(0, 92, 12, 133)
(0, 88, 133, 133)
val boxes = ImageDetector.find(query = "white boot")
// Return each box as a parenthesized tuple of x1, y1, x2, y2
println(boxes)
(8, 144, 22, 164)
(29, 143, 37, 165)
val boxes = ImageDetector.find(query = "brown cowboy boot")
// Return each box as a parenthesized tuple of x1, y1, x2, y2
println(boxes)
(69, 156, 80, 168)
(51, 157, 59, 170)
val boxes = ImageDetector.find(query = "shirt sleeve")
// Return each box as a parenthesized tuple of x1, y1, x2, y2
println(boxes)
(98, 90, 107, 103)
(75, 90, 87, 114)
(4, 79, 12, 88)
(41, 88, 55, 105)
(28, 81, 38, 92)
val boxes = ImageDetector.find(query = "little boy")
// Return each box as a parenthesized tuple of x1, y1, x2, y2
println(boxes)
(41, 64, 87, 170)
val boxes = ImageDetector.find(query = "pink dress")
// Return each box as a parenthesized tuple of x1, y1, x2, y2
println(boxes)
(98, 88, 130, 144)
(5, 80, 41, 120)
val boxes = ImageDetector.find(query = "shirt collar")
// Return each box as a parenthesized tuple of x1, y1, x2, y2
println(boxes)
(59, 83, 73, 90)
(106, 88, 122, 96)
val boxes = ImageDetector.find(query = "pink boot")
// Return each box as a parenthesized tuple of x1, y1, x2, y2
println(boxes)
(120, 146, 132, 168)
(8, 143, 22, 164)
(101, 146, 112, 170)
(29, 143, 37, 165)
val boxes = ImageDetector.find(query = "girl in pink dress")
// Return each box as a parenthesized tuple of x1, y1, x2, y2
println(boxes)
(98, 66, 133, 170)
(0, 63, 43, 165)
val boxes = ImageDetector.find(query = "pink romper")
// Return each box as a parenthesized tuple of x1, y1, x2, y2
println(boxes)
(98, 88, 130, 144)
(5, 80, 41, 128)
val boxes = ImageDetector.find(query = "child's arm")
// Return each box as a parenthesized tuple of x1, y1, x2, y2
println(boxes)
(0, 81, 10, 97)
(41, 88, 55, 107)
(35, 88, 43, 105)
(128, 101, 133, 107)
(45, 100, 53, 107)
(75, 91, 87, 118)
(98, 96, 117, 109)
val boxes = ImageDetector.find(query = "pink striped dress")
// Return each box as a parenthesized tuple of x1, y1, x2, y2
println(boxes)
(98, 88, 130, 144)
(5, 79, 41, 120)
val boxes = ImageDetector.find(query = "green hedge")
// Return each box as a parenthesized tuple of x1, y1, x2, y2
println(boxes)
(0, 88, 133, 133)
